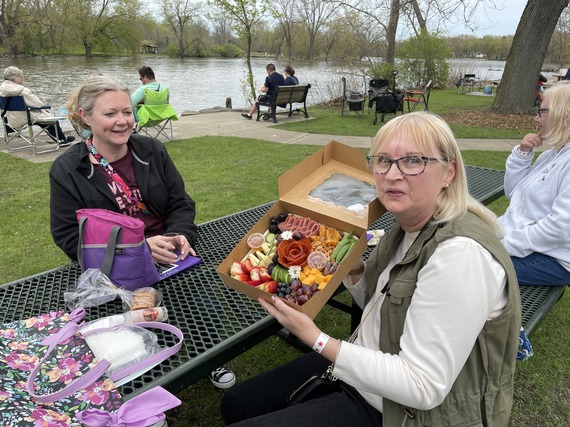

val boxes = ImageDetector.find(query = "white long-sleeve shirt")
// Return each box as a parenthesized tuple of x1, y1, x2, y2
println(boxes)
(499, 144, 570, 271)
(334, 234, 507, 413)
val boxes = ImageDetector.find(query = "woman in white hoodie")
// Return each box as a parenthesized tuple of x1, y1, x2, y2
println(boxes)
(498, 81, 570, 286)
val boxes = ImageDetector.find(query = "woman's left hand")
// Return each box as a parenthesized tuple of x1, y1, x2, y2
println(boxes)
(259, 296, 320, 345)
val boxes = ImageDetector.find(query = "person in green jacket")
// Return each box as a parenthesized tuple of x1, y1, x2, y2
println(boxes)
(221, 112, 520, 427)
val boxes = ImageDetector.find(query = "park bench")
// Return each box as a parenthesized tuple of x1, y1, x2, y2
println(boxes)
(256, 84, 311, 123)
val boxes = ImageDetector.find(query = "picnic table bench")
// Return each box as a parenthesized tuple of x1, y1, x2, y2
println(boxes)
(256, 84, 311, 123)
(0, 166, 563, 400)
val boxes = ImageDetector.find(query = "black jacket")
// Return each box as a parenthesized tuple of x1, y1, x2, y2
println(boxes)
(49, 135, 197, 260)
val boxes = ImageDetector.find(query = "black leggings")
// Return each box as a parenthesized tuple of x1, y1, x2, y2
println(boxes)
(220, 351, 382, 427)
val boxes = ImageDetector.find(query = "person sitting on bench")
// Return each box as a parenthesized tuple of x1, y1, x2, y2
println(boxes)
(499, 81, 570, 287)
(241, 63, 284, 120)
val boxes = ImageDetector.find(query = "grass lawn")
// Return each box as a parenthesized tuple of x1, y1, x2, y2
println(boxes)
(0, 89, 567, 426)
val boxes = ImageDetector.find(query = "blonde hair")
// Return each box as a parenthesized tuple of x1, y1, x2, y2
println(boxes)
(541, 81, 570, 151)
(370, 112, 501, 235)
(66, 75, 130, 133)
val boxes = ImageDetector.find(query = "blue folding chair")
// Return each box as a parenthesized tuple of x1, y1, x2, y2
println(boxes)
(0, 95, 65, 155)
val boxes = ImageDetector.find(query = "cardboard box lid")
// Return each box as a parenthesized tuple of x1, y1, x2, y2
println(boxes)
(278, 141, 384, 230)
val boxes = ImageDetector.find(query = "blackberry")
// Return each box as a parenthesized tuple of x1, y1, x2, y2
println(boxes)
(268, 224, 280, 234)
(277, 212, 288, 223)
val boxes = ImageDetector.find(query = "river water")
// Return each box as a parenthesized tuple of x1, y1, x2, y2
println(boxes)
(0, 56, 510, 114)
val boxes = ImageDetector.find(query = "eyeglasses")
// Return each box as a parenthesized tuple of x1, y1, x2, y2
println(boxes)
(367, 155, 441, 176)
(536, 108, 549, 117)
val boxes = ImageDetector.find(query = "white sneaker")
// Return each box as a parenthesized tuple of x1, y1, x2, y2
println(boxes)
(208, 366, 236, 389)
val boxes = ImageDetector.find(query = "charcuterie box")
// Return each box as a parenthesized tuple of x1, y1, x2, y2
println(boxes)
(216, 141, 386, 319)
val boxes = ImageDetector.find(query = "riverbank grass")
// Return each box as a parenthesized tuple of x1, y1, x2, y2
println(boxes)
(286, 88, 535, 140)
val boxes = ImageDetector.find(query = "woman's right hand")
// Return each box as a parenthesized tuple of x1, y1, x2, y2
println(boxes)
(520, 132, 543, 153)
(146, 234, 193, 264)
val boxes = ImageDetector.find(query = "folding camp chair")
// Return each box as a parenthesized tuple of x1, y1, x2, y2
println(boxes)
(341, 77, 365, 116)
(367, 79, 389, 113)
(404, 80, 432, 112)
(0, 95, 65, 155)
(457, 74, 478, 93)
(135, 88, 178, 141)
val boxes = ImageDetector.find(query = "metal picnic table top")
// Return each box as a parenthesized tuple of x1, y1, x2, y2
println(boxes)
(0, 165, 561, 399)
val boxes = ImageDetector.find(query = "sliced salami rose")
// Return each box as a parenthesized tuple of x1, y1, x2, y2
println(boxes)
(277, 238, 312, 267)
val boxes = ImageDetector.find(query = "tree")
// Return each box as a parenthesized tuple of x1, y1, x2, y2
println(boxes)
(296, 0, 337, 60)
(492, 0, 570, 114)
(273, 0, 297, 60)
(161, 0, 203, 57)
(58, 0, 142, 57)
(209, 0, 267, 100)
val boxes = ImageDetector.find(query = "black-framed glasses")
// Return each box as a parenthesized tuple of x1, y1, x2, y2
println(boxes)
(367, 155, 441, 176)
(536, 108, 549, 117)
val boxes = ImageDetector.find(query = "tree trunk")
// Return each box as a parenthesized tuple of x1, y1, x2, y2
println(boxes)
(83, 38, 92, 57)
(492, 0, 570, 114)
(245, 31, 255, 101)
(384, 0, 400, 64)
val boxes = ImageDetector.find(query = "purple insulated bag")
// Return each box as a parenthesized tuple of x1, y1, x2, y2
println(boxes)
(77, 208, 160, 290)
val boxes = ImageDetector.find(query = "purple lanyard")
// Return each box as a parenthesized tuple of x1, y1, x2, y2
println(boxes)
(85, 139, 153, 216)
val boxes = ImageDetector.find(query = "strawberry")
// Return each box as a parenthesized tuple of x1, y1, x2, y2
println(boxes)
(246, 279, 264, 286)
(241, 259, 253, 274)
(249, 266, 261, 281)
(259, 266, 271, 282)
(230, 261, 245, 277)
(256, 280, 278, 294)
(265, 280, 278, 294)
(233, 274, 250, 283)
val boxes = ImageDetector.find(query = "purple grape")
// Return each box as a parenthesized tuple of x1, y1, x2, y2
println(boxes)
(310, 283, 318, 293)
(301, 284, 311, 295)
(297, 294, 309, 306)
(290, 279, 302, 291)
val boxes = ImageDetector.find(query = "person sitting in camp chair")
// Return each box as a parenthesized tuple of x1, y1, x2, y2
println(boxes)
(131, 66, 167, 109)
(0, 66, 75, 146)
(135, 87, 178, 141)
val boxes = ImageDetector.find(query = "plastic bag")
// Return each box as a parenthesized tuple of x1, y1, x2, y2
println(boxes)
(308, 173, 377, 218)
(64, 268, 131, 309)
(83, 324, 162, 375)
(65, 269, 163, 312)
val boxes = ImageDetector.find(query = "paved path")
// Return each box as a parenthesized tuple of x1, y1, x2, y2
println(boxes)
(1, 109, 528, 164)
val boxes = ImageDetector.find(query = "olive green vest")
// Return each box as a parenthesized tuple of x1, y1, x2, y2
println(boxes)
(364, 212, 521, 427)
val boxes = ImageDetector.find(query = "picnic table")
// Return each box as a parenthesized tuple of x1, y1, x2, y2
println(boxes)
(0, 165, 561, 400)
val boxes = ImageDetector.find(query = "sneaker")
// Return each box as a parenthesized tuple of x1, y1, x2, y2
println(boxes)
(241, 113, 252, 120)
(208, 367, 236, 389)
(58, 136, 76, 147)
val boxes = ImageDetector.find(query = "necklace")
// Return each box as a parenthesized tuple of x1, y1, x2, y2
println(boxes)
(85, 138, 153, 216)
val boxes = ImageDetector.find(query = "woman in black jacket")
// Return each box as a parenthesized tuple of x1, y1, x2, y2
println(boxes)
(49, 75, 197, 265)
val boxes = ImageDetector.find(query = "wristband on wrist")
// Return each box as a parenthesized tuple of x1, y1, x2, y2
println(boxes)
(312, 332, 330, 354)
(517, 147, 533, 156)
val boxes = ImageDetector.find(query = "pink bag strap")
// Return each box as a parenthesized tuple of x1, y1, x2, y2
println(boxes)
(27, 321, 184, 403)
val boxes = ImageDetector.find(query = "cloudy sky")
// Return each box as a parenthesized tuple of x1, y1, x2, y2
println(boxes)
(450, 0, 527, 36)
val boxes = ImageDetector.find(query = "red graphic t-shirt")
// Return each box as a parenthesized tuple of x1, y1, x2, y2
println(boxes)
(94, 150, 164, 237)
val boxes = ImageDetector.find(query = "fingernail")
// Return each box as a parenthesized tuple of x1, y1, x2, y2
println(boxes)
(271, 295, 276, 301)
